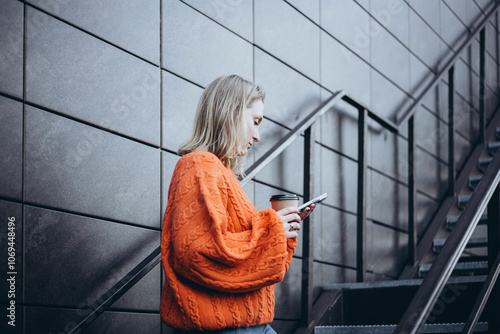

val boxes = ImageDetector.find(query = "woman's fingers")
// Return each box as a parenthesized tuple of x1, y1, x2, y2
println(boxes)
(277, 207, 302, 239)
(277, 203, 319, 239)
(285, 222, 299, 239)
(277, 208, 301, 224)
(276, 203, 318, 240)
(299, 207, 310, 220)
(277, 207, 299, 216)
(299, 203, 316, 220)
(284, 213, 301, 223)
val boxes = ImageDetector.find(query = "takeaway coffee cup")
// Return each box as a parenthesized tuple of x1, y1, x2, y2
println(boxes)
(270, 194, 299, 211)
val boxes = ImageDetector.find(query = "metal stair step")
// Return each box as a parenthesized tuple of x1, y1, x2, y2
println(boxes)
(446, 213, 487, 230)
(478, 157, 492, 173)
(468, 175, 483, 190)
(458, 195, 471, 210)
(433, 237, 488, 253)
(488, 141, 500, 156)
(419, 261, 488, 278)
(315, 322, 488, 333)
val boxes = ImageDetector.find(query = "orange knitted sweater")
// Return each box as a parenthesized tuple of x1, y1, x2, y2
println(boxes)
(160, 151, 297, 331)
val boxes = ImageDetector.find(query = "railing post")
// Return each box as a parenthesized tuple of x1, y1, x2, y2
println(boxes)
(301, 125, 315, 326)
(448, 66, 456, 195)
(408, 115, 417, 265)
(479, 27, 486, 144)
(487, 185, 500, 333)
(357, 108, 367, 282)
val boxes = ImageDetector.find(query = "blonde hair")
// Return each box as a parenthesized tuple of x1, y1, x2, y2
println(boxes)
(178, 74, 265, 174)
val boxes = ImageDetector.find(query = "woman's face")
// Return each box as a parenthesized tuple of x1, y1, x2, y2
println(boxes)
(239, 99, 264, 156)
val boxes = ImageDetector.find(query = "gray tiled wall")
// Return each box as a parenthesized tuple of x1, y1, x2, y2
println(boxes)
(0, 0, 23, 99)
(24, 206, 160, 307)
(162, 0, 253, 87)
(26, 0, 161, 64)
(0, 96, 22, 200)
(255, 0, 320, 82)
(1, 0, 500, 333)
(321, 33, 372, 108)
(24, 106, 161, 228)
(25, 7, 161, 145)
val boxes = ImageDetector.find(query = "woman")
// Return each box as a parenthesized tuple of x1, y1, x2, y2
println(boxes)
(160, 74, 314, 333)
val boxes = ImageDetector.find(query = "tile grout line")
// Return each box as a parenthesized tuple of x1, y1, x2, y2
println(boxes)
(21, 201, 162, 233)
(22, 0, 27, 313)
(159, 1, 164, 328)
(159, 0, 164, 228)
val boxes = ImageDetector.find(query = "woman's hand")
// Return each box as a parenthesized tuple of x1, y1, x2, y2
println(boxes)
(276, 207, 302, 239)
(299, 203, 316, 220)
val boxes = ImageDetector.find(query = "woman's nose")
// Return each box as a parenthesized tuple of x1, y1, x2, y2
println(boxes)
(253, 129, 260, 142)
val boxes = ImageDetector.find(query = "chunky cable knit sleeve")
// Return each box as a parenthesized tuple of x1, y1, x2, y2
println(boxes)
(169, 152, 292, 293)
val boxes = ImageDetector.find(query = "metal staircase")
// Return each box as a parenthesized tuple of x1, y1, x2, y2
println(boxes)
(313, 276, 491, 333)
(308, 121, 500, 333)
(419, 128, 500, 279)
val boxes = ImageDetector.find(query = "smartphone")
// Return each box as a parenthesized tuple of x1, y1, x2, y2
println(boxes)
(298, 193, 328, 212)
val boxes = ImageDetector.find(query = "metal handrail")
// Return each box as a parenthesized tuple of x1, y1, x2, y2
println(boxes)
(462, 250, 500, 333)
(395, 152, 500, 333)
(67, 246, 161, 334)
(341, 95, 398, 133)
(396, 1, 500, 128)
(240, 90, 345, 186)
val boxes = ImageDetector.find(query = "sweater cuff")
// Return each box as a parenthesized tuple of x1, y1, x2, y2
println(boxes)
(265, 208, 298, 252)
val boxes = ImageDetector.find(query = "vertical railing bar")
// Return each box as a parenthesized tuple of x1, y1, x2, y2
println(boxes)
(408, 115, 417, 265)
(356, 108, 367, 283)
(479, 27, 486, 144)
(301, 126, 315, 326)
(448, 66, 456, 196)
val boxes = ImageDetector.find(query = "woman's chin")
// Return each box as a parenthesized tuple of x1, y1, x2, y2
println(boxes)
(237, 149, 248, 157)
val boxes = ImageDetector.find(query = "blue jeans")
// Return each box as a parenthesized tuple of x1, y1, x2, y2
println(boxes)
(174, 324, 277, 334)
